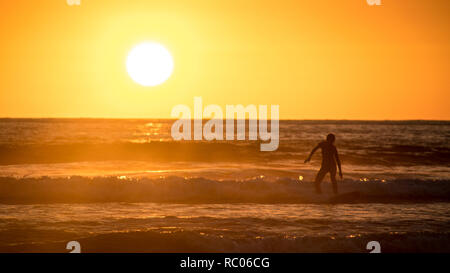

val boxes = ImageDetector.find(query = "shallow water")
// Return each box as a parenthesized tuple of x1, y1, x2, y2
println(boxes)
(0, 202, 449, 252)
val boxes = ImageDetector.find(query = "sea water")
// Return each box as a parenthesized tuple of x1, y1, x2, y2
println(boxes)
(0, 119, 448, 252)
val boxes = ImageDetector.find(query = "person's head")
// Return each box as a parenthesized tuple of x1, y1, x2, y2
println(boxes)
(326, 133, 335, 143)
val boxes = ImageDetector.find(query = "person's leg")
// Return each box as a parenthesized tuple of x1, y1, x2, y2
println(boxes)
(330, 168, 338, 194)
(314, 168, 327, 194)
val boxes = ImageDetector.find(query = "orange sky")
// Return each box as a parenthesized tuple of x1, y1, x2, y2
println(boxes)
(0, 0, 448, 119)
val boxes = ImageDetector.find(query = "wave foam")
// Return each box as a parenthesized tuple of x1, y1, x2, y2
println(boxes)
(0, 176, 449, 204)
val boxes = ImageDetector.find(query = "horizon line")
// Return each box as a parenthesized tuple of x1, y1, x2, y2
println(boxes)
(0, 117, 449, 122)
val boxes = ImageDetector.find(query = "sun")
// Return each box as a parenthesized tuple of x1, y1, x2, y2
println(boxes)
(126, 42, 174, 87)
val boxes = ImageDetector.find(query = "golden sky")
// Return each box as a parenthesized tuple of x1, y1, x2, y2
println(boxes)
(0, 0, 449, 119)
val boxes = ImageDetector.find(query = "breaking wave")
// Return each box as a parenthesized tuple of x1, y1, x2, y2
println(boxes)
(0, 176, 449, 204)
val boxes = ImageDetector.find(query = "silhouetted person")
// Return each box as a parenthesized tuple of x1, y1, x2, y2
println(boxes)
(304, 133, 342, 194)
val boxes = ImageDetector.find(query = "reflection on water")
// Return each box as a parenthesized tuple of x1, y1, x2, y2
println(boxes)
(0, 119, 448, 180)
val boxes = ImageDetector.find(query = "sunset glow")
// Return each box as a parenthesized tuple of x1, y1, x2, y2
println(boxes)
(0, 0, 449, 256)
(0, 0, 448, 119)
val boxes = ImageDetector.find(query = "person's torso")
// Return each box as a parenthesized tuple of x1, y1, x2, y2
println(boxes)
(319, 141, 336, 168)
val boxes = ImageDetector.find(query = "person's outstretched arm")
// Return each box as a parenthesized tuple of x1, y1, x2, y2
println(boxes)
(304, 144, 319, 163)
(335, 148, 343, 179)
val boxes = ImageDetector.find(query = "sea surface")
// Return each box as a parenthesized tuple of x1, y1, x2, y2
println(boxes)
(0, 119, 449, 252)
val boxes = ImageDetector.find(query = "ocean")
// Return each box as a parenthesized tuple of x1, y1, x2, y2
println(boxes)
(0, 119, 449, 252)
